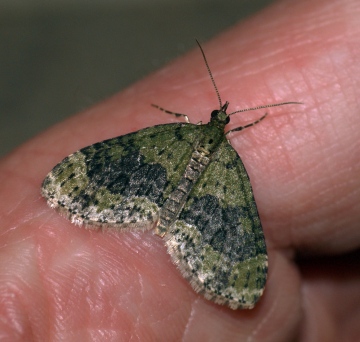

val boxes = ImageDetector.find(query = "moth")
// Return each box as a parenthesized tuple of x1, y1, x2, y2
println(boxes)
(42, 41, 300, 309)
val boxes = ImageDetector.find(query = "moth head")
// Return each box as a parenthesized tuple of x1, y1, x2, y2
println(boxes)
(210, 101, 230, 125)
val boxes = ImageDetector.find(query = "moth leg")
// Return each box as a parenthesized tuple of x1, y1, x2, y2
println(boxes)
(226, 113, 268, 135)
(151, 104, 190, 123)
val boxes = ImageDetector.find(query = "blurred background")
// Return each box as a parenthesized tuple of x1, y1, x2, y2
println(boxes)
(1, 0, 273, 157)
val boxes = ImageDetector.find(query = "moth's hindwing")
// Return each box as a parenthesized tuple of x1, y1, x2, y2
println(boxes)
(42, 123, 200, 229)
(165, 139, 267, 309)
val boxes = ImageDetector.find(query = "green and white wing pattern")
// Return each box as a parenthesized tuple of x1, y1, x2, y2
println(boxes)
(42, 118, 268, 310)
(42, 123, 200, 229)
(165, 139, 267, 309)
(42, 115, 268, 310)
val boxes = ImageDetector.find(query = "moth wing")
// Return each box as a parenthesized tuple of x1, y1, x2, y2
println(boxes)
(165, 139, 268, 309)
(42, 123, 200, 229)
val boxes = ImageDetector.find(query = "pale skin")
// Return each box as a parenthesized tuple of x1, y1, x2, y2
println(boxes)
(1, 0, 359, 340)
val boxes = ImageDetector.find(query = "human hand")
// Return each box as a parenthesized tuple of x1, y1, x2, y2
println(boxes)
(1, 0, 359, 340)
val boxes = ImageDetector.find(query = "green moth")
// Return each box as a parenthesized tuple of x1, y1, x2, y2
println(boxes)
(42, 41, 299, 309)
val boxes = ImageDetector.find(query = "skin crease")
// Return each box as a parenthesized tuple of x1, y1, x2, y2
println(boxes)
(0, 0, 359, 340)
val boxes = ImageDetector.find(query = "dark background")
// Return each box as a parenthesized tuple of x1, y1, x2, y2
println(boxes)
(1, 0, 273, 157)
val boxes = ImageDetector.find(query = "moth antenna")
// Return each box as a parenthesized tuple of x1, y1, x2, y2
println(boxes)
(229, 101, 303, 116)
(196, 39, 222, 108)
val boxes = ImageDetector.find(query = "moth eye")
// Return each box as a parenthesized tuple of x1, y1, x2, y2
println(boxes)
(225, 116, 230, 124)
(211, 110, 219, 118)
